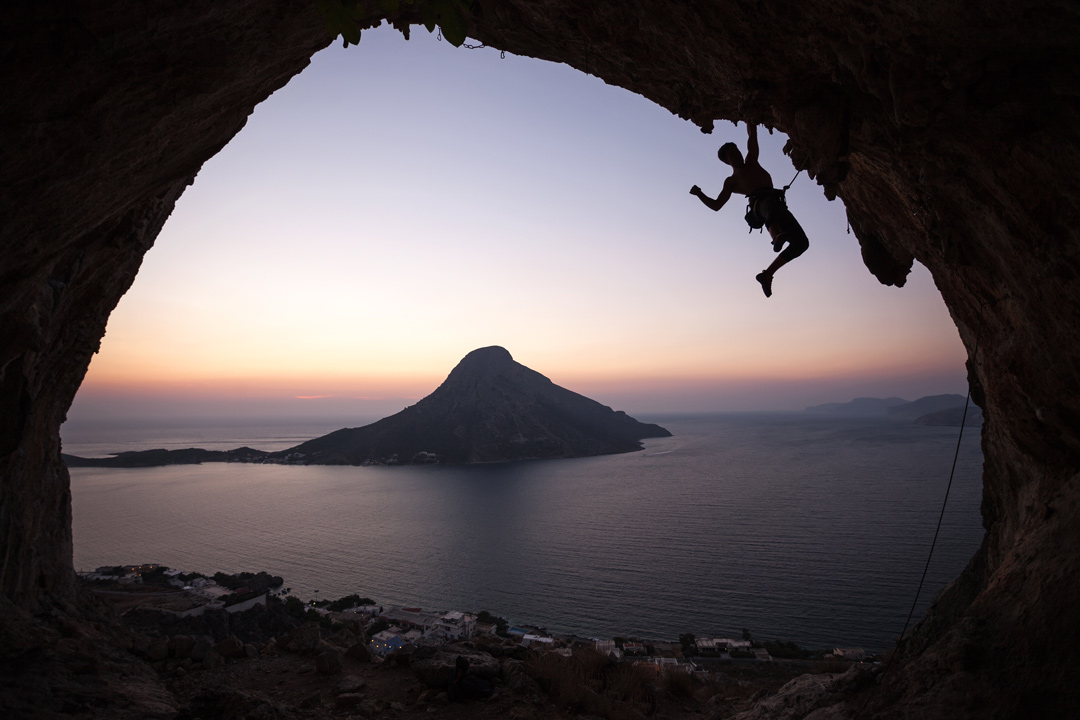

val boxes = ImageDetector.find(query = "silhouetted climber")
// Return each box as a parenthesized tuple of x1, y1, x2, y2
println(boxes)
(690, 123, 810, 297)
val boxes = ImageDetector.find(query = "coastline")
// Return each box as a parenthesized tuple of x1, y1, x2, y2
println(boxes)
(86, 564, 875, 665)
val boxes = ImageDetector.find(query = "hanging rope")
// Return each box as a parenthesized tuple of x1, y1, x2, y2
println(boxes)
(852, 294, 1006, 718)
(781, 169, 802, 194)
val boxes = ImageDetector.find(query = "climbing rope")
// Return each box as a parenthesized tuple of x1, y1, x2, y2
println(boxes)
(781, 169, 802, 193)
(852, 294, 1005, 718)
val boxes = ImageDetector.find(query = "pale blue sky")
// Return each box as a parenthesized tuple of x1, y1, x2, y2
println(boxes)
(69, 24, 965, 422)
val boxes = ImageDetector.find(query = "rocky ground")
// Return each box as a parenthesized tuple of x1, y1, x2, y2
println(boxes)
(0, 580, 878, 720)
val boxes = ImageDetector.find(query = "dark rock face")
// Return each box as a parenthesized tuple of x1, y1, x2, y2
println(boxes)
(280, 346, 671, 464)
(2, 1, 1080, 716)
(0, 595, 178, 719)
(411, 646, 501, 689)
(1, 0, 331, 611)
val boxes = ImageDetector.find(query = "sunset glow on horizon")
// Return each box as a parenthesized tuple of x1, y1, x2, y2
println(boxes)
(68, 26, 966, 425)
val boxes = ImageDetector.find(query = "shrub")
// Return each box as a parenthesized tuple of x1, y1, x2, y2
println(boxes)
(140, 566, 171, 585)
(604, 661, 657, 705)
(322, 594, 375, 611)
(524, 647, 674, 716)
(366, 618, 391, 637)
(281, 595, 334, 628)
(663, 668, 699, 698)
(811, 658, 851, 674)
(527, 651, 595, 711)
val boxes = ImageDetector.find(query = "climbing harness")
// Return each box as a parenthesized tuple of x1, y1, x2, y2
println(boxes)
(744, 169, 802, 233)
(852, 294, 1007, 719)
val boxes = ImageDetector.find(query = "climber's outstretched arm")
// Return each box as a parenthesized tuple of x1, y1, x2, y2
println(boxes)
(746, 123, 760, 165)
(690, 177, 734, 212)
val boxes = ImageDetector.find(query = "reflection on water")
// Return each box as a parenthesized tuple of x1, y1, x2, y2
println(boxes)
(70, 413, 984, 651)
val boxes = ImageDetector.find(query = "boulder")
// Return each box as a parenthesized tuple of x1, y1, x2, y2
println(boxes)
(500, 658, 525, 684)
(130, 636, 152, 658)
(336, 675, 366, 695)
(335, 693, 366, 710)
(385, 643, 417, 667)
(412, 649, 500, 688)
(316, 650, 343, 676)
(201, 650, 224, 670)
(345, 640, 371, 663)
(169, 635, 195, 660)
(189, 636, 215, 662)
(145, 638, 169, 662)
(730, 673, 842, 720)
(216, 635, 245, 659)
(181, 689, 289, 720)
(281, 622, 321, 654)
(326, 628, 358, 649)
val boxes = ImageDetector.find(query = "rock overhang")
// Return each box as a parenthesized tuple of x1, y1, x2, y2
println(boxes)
(2, 1, 1079, 716)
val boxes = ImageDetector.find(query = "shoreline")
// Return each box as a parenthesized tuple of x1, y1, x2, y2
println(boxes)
(82, 564, 877, 663)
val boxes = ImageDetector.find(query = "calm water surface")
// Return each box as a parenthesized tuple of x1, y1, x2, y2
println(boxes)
(66, 413, 984, 651)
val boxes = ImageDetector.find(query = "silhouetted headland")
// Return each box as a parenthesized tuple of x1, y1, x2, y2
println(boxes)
(64, 346, 671, 468)
(805, 393, 981, 426)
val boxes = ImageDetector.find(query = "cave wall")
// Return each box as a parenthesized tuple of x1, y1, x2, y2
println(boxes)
(2, 1, 1079, 716)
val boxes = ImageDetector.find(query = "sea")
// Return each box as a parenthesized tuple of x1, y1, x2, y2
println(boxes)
(63, 413, 985, 652)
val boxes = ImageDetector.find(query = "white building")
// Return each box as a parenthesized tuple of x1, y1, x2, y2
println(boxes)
(522, 634, 555, 647)
(343, 604, 381, 616)
(435, 611, 476, 640)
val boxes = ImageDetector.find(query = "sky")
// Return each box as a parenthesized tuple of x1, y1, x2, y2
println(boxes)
(67, 24, 967, 425)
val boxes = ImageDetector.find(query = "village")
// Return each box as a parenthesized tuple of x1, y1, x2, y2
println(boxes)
(81, 564, 871, 673)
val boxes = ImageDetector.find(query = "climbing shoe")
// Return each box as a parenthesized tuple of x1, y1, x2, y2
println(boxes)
(756, 272, 773, 298)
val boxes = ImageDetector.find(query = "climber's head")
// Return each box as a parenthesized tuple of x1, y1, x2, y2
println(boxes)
(719, 142, 742, 166)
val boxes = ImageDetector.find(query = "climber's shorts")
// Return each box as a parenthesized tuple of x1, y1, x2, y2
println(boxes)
(752, 190, 810, 261)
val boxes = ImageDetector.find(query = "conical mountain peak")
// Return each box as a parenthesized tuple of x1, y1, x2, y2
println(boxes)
(459, 345, 514, 365)
(444, 346, 516, 380)
(279, 347, 671, 465)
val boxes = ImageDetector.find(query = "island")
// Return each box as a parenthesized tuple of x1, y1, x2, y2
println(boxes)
(64, 346, 671, 468)
(805, 393, 982, 427)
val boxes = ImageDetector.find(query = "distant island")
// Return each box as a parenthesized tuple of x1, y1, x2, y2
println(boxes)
(805, 393, 982, 426)
(64, 346, 671, 468)
(804, 397, 910, 415)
